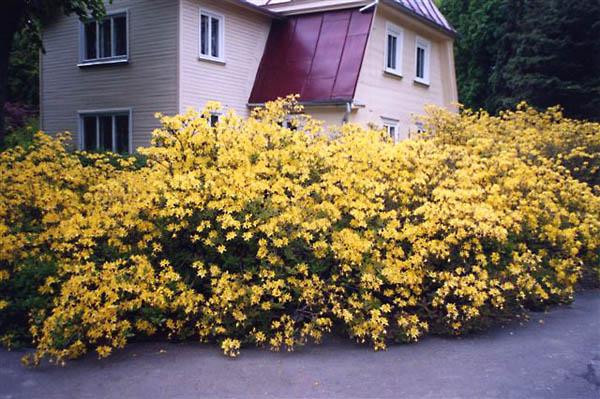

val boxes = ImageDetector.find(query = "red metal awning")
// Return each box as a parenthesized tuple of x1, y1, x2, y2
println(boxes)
(249, 8, 374, 104)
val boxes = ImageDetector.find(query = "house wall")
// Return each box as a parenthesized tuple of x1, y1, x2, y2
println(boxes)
(351, 4, 458, 139)
(179, 0, 272, 117)
(306, 107, 347, 128)
(40, 0, 179, 150)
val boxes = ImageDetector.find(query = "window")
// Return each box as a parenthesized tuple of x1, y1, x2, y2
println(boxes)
(384, 23, 403, 76)
(381, 118, 399, 142)
(209, 113, 220, 127)
(80, 110, 131, 153)
(199, 10, 224, 62)
(80, 12, 128, 65)
(415, 121, 425, 134)
(415, 37, 431, 85)
(278, 115, 305, 131)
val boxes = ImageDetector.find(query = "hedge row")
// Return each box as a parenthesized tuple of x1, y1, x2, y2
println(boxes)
(0, 98, 598, 365)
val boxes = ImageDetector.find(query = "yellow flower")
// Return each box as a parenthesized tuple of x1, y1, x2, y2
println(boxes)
(221, 339, 241, 357)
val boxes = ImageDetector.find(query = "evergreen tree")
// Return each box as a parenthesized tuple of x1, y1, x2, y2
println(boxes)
(7, 31, 39, 107)
(441, 0, 600, 120)
(441, 0, 507, 112)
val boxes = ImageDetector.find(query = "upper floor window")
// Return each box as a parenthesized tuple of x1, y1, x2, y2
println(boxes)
(415, 37, 431, 85)
(384, 23, 403, 76)
(80, 12, 128, 65)
(80, 110, 131, 154)
(199, 10, 225, 62)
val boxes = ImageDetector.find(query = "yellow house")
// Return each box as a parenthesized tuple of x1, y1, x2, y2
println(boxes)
(40, 0, 457, 152)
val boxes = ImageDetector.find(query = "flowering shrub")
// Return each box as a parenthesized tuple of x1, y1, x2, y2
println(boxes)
(421, 103, 600, 188)
(0, 98, 598, 365)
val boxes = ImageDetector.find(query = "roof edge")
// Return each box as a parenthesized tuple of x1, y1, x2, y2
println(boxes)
(260, 0, 372, 16)
(379, 0, 456, 38)
(226, 0, 283, 19)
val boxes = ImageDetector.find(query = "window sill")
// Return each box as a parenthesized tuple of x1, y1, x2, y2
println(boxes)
(384, 69, 403, 79)
(414, 78, 430, 87)
(78, 58, 129, 67)
(198, 55, 226, 65)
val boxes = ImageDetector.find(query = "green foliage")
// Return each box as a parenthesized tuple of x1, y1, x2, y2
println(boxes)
(17, 0, 111, 50)
(1, 0, 111, 147)
(0, 258, 57, 349)
(7, 31, 38, 107)
(3, 118, 38, 150)
(440, 0, 600, 121)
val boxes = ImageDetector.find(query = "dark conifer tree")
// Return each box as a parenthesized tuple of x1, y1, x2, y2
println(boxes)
(441, 0, 600, 120)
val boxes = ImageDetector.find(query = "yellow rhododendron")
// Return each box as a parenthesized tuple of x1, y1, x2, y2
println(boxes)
(0, 96, 598, 364)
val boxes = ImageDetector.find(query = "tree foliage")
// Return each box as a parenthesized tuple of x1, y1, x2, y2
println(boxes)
(441, 0, 600, 121)
(13, 0, 110, 48)
(0, 0, 110, 146)
(7, 31, 39, 107)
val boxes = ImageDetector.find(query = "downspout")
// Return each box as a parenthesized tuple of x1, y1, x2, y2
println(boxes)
(342, 101, 352, 124)
(348, 0, 377, 124)
(359, 0, 378, 13)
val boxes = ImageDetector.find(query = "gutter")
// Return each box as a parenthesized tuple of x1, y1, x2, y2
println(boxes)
(248, 99, 363, 126)
(248, 99, 360, 108)
(359, 0, 379, 13)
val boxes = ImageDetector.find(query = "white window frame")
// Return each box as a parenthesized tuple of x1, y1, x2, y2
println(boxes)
(78, 108, 133, 153)
(415, 36, 431, 86)
(384, 23, 403, 77)
(415, 121, 425, 133)
(198, 9, 225, 63)
(381, 117, 400, 143)
(78, 9, 129, 67)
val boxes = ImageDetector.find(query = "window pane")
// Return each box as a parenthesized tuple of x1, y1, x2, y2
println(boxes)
(99, 19, 112, 58)
(83, 116, 97, 150)
(114, 16, 127, 56)
(209, 114, 219, 127)
(387, 35, 393, 68)
(200, 14, 209, 55)
(115, 115, 130, 153)
(99, 116, 113, 151)
(387, 35, 397, 70)
(84, 22, 97, 60)
(391, 36, 397, 69)
(389, 126, 396, 140)
(211, 17, 220, 58)
(417, 47, 425, 78)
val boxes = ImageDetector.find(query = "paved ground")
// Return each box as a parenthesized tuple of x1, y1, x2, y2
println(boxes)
(1, 291, 599, 399)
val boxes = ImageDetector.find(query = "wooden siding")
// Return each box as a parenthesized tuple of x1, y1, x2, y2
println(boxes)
(179, 0, 271, 117)
(307, 107, 347, 127)
(350, 4, 458, 138)
(40, 0, 179, 150)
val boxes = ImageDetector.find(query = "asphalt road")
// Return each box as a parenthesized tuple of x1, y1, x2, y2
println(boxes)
(1, 291, 599, 399)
